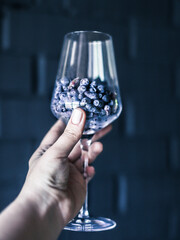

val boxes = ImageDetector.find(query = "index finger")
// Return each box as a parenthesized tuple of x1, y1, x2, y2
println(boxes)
(47, 108, 86, 159)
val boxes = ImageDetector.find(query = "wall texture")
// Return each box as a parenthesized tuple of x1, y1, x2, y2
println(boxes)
(0, 0, 180, 239)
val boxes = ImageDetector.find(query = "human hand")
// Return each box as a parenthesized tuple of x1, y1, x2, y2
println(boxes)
(19, 108, 112, 230)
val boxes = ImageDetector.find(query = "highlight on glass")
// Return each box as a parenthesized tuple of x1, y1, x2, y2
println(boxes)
(51, 31, 122, 232)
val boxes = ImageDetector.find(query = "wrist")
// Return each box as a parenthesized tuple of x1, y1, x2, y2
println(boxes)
(17, 189, 63, 239)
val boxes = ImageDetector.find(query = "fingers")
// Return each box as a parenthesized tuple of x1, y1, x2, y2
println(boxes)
(88, 142, 103, 164)
(92, 125, 112, 142)
(86, 166, 95, 182)
(48, 108, 86, 159)
(68, 125, 111, 161)
(74, 142, 103, 172)
(68, 142, 81, 162)
(69, 141, 103, 163)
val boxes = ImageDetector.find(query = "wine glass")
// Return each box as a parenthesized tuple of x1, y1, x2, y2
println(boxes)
(51, 31, 122, 232)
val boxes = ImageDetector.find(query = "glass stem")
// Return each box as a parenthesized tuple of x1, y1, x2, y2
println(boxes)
(78, 136, 92, 219)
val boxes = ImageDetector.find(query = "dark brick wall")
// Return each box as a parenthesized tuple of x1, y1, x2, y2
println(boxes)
(0, 0, 180, 239)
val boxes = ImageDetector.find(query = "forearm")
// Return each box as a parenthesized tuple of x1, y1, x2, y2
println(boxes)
(0, 194, 62, 240)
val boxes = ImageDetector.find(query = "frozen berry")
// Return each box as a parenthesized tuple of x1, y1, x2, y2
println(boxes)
(80, 78, 90, 86)
(91, 107, 100, 114)
(104, 105, 111, 115)
(100, 109, 106, 116)
(61, 106, 66, 112)
(99, 93, 103, 99)
(78, 85, 87, 94)
(80, 97, 91, 106)
(60, 77, 69, 86)
(109, 100, 114, 106)
(89, 86, 97, 92)
(56, 105, 61, 112)
(59, 93, 67, 101)
(97, 85, 105, 93)
(89, 119, 97, 128)
(54, 91, 60, 100)
(71, 96, 78, 101)
(102, 95, 110, 103)
(70, 89, 78, 96)
(56, 80, 62, 88)
(62, 85, 68, 91)
(85, 103, 93, 112)
(93, 99, 99, 107)
(90, 80, 97, 88)
(97, 100, 104, 108)
(84, 91, 98, 99)
(93, 99, 104, 108)
(56, 84, 62, 93)
(78, 93, 84, 100)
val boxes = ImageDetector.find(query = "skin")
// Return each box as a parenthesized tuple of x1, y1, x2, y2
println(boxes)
(0, 109, 112, 240)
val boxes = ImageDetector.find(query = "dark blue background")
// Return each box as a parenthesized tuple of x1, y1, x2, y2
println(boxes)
(0, 0, 180, 239)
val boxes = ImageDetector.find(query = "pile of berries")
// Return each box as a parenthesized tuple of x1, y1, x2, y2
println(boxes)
(51, 76, 118, 132)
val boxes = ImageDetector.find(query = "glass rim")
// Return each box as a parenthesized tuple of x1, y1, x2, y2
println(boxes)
(64, 30, 112, 42)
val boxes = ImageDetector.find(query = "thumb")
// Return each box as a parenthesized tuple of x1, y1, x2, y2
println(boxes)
(47, 108, 86, 159)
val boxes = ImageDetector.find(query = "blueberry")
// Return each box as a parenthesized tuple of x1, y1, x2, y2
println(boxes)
(109, 100, 114, 106)
(84, 91, 98, 100)
(61, 106, 67, 112)
(56, 79, 62, 87)
(99, 93, 103, 99)
(89, 119, 97, 128)
(91, 78, 101, 87)
(102, 95, 110, 103)
(80, 97, 91, 106)
(91, 107, 100, 114)
(85, 103, 93, 112)
(93, 99, 99, 107)
(60, 77, 69, 86)
(104, 105, 111, 111)
(100, 109, 106, 116)
(71, 96, 79, 102)
(56, 84, 62, 93)
(80, 78, 89, 86)
(104, 105, 111, 115)
(59, 93, 67, 101)
(78, 93, 84, 100)
(90, 80, 97, 88)
(70, 89, 78, 96)
(97, 100, 104, 108)
(93, 99, 104, 108)
(54, 91, 60, 100)
(78, 85, 87, 94)
(89, 86, 97, 92)
(97, 85, 105, 93)
(51, 99, 57, 108)
(56, 102, 65, 112)
(62, 85, 68, 92)
(56, 105, 62, 112)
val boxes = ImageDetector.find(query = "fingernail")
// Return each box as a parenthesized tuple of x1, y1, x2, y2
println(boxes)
(71, 109, 83, 125)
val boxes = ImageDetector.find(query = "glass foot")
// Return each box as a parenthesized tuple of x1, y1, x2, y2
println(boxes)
(64, 216, 116, 232)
